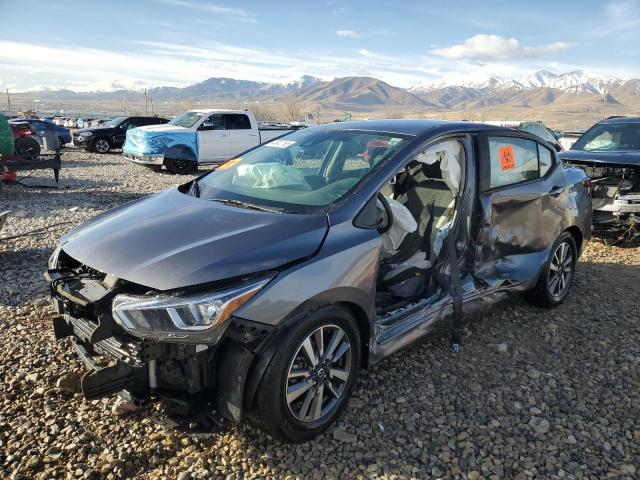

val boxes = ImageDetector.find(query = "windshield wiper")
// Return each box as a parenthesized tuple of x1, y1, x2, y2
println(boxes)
(210, 198, 285, 213)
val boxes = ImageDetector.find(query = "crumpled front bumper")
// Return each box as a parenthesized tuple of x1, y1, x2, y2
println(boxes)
(51, 311, 151, 399)
(45, 268, 214, 410)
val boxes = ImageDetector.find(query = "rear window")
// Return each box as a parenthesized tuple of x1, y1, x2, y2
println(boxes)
(227, 114, 251, 130)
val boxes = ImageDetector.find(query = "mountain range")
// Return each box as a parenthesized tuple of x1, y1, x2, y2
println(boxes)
(10, 70, 640, 114)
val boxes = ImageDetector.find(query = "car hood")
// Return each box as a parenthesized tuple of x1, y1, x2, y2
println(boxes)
(60, 189, 329, 290)
(560, 149, 640, 168)
(132, 124, 190, 133)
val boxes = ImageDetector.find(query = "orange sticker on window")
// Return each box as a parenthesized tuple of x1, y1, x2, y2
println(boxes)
(217, 158, 241, 170)
(499, 146, 515, 171)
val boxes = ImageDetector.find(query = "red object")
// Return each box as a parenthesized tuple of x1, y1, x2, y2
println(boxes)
(1, 170, 17, 182)
(10, 122, 33, 139)
(582, 177, 593, 195)
(363, 139, 389, 161)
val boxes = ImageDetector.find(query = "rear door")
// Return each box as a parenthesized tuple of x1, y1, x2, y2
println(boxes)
(475, 131, 567, 286)
(197, 113, 230, 162)
(227, 113, 258, 156)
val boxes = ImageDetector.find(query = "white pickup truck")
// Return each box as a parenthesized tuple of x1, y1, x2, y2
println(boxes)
(123, 109, 297, 174)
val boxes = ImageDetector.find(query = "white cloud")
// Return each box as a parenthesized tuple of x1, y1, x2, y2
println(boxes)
(336, 30, 359, 38)
(156, 0, 257, 23)
(0, 38, 634, 95)
(432, 34, 571, 62)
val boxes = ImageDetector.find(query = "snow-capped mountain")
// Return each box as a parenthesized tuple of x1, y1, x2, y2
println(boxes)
(410, 70, 627, 96)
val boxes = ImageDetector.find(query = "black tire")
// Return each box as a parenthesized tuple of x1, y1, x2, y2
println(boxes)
(252, 306, 361, 442)
(14, 137, 41, 156)
(526, 231, 577, 308)
(165, 158, 196, 174)
(92, 137, 111, 154)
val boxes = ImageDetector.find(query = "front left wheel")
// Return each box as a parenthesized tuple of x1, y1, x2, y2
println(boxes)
(252, 306, 361, 442)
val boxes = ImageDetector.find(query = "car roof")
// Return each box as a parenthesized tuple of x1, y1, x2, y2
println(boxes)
(192, 109, 248, 115)
(599, 116, 640, 124)
(313, 119, 510, 136)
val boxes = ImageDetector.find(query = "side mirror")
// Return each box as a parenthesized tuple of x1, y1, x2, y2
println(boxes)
(353, 193, 393, 232)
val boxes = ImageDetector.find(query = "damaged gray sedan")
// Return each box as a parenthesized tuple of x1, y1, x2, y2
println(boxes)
(46, 120, 592, 441)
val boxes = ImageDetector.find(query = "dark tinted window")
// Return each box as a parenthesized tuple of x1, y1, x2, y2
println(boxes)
(202, 114, 226, 130)
(134, 117, 161, 127)
(227, 114, 251, 130)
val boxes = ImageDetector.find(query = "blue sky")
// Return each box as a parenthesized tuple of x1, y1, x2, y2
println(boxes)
(0, 0, 638, 91)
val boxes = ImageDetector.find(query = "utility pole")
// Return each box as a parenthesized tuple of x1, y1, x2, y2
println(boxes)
(316, 104, 320, 125)
(6, 89, 11, 112)
(144, 88, 148, 115)
(150, 96, 154, 115)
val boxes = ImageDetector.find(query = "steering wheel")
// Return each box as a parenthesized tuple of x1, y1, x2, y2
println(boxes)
(376, 192, 394, 234)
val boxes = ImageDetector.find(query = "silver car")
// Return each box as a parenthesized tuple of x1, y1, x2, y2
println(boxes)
(46, 120, 592, 441)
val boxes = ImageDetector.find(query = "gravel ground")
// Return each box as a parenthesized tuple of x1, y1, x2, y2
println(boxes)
(0, 149, 639, 480)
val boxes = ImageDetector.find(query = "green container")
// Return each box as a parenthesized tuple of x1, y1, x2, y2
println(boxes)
(0, 113, 13, 156)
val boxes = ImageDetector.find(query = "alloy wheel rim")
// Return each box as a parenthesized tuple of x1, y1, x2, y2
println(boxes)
(548, 241, 573, 297)
(285, 324, 352, 423)
(95, 139, 109, 153)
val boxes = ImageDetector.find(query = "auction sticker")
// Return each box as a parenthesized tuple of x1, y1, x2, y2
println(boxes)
(499, 146, 515, 171)
(266, 139, 296, 148)
(217, 158, 242, 170)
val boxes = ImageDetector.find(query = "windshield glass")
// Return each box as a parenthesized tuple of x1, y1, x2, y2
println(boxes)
(168, 111, 206, 128)
(572, 122, 640, 151)
(105, 117, 126, 127)
(193, 128, 411, 212)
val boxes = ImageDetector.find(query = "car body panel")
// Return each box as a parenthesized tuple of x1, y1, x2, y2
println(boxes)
(59, 188, 329, 291)
(560, 149, 640, 168)
(124, 126, 199, 162)
(235, 220, 381, 326)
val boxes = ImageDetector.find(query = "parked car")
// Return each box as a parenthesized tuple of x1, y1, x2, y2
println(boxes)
(560, 116, 640, 236)
(10, 122, 41, 156)
(46, 120, 591, 441)
(122, 109, 295, 174)
(73, 116, 168, 154)
(12, 119, 71, 148)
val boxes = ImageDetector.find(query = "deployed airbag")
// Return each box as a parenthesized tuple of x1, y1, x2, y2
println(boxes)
(414, 140, 462, 194)
(233, 162, 311, 190)
(381, 197, 417, 257)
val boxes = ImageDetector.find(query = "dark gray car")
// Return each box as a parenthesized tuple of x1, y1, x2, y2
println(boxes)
(46, 120, 592, 441)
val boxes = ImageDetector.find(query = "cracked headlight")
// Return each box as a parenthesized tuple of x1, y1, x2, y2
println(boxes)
(112, 275, 273, 344)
